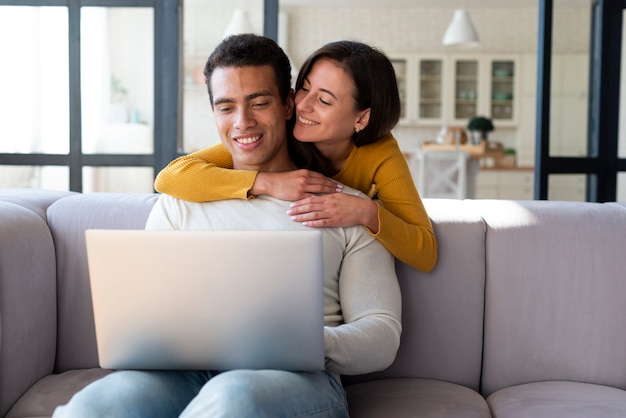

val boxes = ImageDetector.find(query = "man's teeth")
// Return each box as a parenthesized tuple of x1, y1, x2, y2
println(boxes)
(236, 136, 260, 144)
(298, 116, 317, 126)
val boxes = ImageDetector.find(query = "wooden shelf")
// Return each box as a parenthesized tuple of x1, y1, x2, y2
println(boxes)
(421, 140, 505, 159)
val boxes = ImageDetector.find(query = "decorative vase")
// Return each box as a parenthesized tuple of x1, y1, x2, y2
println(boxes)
(470, 130, 483, 144)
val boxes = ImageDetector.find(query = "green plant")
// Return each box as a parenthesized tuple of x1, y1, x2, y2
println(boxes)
(467, 116, 494, 132)
(504, 147, 516, 155)
(111, 75, 128, 103)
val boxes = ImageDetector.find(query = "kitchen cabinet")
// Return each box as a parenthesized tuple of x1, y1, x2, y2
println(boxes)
(453, 59, 479, 122)
(390, 59, 410, 121)
(489, 60, 516, 122)
(391, 56, 445, 126)
(475, 169, 586, 201)
(475, 169, 534, 200)
(390, 54, 518, 128)
(419, 59, 444, 121)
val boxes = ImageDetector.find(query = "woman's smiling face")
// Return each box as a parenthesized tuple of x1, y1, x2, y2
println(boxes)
(293, 58, 369, 148)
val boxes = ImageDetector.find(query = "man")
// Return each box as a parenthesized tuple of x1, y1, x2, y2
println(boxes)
(53, 34, 401, 418)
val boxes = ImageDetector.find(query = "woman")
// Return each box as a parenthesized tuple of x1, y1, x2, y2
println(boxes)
(155, 40, 437, 272)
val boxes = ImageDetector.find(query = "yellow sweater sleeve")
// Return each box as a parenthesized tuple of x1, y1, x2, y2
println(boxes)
(155, 136, 437, 271)
(334, 133, 438, 272)
(154, 144, 258, 202)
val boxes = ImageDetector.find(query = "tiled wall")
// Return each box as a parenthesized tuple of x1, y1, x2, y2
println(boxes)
(287, 7, 538, 64)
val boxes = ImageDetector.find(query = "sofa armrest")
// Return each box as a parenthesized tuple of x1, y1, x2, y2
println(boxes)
(0, 202, 57, 417)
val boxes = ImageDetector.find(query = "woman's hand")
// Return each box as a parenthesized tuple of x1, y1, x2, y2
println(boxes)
(287, 193, 380, 233)
(251, 170, 342, 201)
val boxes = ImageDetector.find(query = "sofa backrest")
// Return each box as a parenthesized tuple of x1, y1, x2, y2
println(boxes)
(46, 193, 159, 371)
(347, 199, 488, 392)
(0, 188, 76, 220)
(0, 200, 58, 417)
(476, 200, 626, 396)
(46, 194, 490, 393)
(15, 190, 626, 404)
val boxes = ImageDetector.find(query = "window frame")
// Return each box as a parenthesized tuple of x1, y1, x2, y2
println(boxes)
(536, 0, 626, 201)
(0, 0, 281, 193)
(0, 0, 180, 192)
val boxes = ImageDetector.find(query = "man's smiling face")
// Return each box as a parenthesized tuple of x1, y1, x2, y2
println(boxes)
(210, 65, 295, 172)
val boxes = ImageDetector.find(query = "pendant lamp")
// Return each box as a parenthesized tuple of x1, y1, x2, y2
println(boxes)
(222, 9, 299, 80)
(222, 9, 255, 39)
(442, 9, 480, 47)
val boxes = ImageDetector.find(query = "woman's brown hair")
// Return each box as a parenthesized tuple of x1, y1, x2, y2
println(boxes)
(295, 41, 401, 147)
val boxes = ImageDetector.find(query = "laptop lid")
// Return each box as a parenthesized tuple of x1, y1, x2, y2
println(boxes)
(85, 229, 325, 371)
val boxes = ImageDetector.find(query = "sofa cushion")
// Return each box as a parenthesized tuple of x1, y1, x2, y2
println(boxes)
(5, 368, 113, 418)
(346, 378, 491, 417)
(0, 202, 57, 417)
(345, 199, 487, 391)
(474, 200, 626, 396)
(487, 381, 626, 418)
(46, 193, 159, 372)
(0, 188, 75, 220)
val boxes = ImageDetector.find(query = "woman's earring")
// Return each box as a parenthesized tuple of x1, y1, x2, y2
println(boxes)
(355, 127, 361, 133)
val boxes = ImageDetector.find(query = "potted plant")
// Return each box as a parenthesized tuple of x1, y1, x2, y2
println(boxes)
(497, 147, 517, 168)
(467, 116, 494, 144)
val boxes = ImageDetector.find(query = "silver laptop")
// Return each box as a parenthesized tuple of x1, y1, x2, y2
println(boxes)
(85, 229, 325, 371)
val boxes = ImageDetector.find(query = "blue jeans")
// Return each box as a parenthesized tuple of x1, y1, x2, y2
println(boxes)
(52, 369, 348, 418)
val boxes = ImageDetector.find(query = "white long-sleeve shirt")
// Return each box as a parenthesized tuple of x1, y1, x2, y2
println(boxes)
(145, 188, 402, 376)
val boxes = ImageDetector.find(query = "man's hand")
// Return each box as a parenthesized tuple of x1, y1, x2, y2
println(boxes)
(287, 193, 380, 233)
(251, 170, 342, 200)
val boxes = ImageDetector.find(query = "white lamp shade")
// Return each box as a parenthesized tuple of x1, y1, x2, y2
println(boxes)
(222, 9, 299, 81)
(442, 9, 480, 47)
(222, 9, 256, 39)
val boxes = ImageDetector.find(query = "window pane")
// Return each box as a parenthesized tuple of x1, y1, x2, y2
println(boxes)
(83, 166, 154, 193)
(548, 174, 587, 201)
(0, 165, 38, 188)
(0, 165, 68, 190)
(549, 0, 592, 158)
(618, 173, 626, 201)
(0, 6, 69, 154)
(81, 7, 154, 155)
(40, 166, 70, 191)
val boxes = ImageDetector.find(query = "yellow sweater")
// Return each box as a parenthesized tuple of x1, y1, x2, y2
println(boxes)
(154, 133, 438, 272)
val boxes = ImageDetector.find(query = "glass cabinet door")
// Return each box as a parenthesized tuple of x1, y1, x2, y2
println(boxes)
(390, 58, 408, 120)
(454, 60, 478, 120)
(419, 59, 443, 120)
(491, 60, 515, 121)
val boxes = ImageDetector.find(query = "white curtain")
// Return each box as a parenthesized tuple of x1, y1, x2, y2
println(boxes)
(0, 7, 69, 155)
(0, 6, 154, 192)
(80, 7, 111, 155)
(0, 7, 69, 187)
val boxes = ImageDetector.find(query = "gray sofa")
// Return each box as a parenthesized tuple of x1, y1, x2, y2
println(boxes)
(2, 188, 626, 418)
